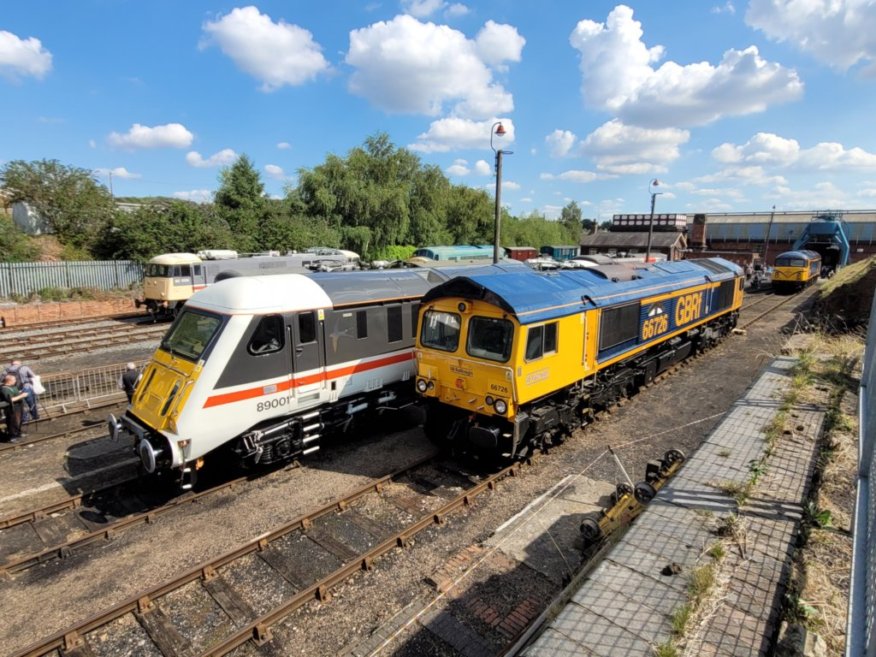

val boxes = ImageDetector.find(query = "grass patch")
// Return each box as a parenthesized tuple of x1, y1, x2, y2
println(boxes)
(653, 641, 679, 657)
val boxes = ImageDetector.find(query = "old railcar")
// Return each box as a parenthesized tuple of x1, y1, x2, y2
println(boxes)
(771, 250, 822, 293)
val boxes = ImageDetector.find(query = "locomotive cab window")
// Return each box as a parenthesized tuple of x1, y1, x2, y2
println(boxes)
(467, 316, 513, 362)
(161, 309, 223, 362)
(421, 310, 460, 352)
(525, 322, 558, 361)
(248, 314, 285, 355)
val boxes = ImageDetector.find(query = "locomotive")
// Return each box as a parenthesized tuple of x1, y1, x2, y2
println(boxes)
(771, 250, 822, 293)
(414, 258, 744, 458)
(137, 249, 360, 320)
(109, 264, 521, 488)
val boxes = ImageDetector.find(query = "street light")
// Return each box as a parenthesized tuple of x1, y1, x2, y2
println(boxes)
(491, 121, 513, 264)
(645, 178, 662, 264)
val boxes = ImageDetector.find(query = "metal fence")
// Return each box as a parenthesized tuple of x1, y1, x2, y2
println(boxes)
(37, 359, 149, 415)
(848, 292, 876, 657)
(0, 260, 143, 298)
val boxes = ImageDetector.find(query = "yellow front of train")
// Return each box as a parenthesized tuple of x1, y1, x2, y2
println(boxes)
(137, 253, 201, 318)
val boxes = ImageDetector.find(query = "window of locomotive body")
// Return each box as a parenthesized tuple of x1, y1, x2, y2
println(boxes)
(525, 322, 558, 361)
(193, 264, 202, 277)
(248, 314, 285, 355)
(387, 305, 403, 343)
(298, 311, 316, 344)
(466, 316, 514, 363)
(598, 302, 640, 351)
(146, 264, 170, 277)
(161, 310, 223, 362)
(172, 265, 192, 278)
(420, 310, 461, 352)
(776, 257, 806, 268)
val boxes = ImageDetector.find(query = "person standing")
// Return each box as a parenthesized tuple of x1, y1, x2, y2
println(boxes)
(1, 374, 28, 442)
(119, 363, 142, 403)
(4, 360, 39, 422)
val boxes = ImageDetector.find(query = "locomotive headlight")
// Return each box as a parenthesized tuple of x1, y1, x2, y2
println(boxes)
(485, 395, 495, 406)
(416, 379, 429, 393)
(494, 399, 508, 415)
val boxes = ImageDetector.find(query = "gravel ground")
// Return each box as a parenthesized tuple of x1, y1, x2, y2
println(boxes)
(0, 290, 813, 656)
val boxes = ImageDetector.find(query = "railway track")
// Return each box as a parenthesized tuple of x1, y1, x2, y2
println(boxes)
(3, 285, 814, 655)
(0, 399, 125, 454)
(0, 312, 145, 334)
(9, 453, 520, 657)
(738, 289, 807, 330)
(0, 322, 165, 362)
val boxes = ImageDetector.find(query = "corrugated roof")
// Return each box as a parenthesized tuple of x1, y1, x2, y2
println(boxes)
(580, 231, 685, 247)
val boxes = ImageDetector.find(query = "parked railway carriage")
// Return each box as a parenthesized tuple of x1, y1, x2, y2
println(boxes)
(771, 250, 822, 293)
(414, 258, 744, 459)
(109, 265, 521, 488)
(137, 250, 358, 320)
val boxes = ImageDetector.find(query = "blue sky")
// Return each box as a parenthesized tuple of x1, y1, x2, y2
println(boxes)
(2, 0, 876, 220)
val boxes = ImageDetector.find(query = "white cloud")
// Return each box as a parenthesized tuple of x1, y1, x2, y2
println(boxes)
(264, 164, 286, 179)
(475, 20, 525, 70)
(401, 0, 445, 18)
(695, 165, 788, 187)
(503, 181, 521, 190)
(446, 158, 470, 176)
(201, 6, 330, 92)
(409, 117, 514, 152)
(446, 4, 470, 18)
(545, 130, 577, 158)
(712, 1, 736, 14)
(0, 30, 52, 81)
(474, 159, 492, 175)
(541, 170, 599, 183)
(569, 5, 802, 128)
(277, 141, 291, 150)
(346, 15, 516, 119)
(94, 166, 141, 179)
(174, 189, 214, 203)
(747, 0, 876, 73)
(766, 181, 848, 209)
(579, 120, 689, 173)
(186, 148, 238, 168)
(712, 132, 876, 171)
(88, 139, 97, 149)
(109, 123, 194, 149)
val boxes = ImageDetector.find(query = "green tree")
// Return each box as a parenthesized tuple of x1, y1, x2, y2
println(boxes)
(94, 200, 233, 260)
(444, 184, 494, 244)
(215, 155, 267, 252)
(296, 133, 451, 257)
(0, 215, 40, 262)
(0, 159, 115, 249)
(560, 201, 583, 243)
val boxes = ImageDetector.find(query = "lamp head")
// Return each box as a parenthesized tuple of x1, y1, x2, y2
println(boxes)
(495, 123, 506, 137)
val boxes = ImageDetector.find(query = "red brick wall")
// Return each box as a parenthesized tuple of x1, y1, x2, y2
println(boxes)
(0, 297, 136, 327)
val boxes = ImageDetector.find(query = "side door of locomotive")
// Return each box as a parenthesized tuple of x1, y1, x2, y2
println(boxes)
(289, 309, 326, 403)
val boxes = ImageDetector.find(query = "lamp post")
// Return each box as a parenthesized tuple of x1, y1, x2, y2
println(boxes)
(491, 122, 513, 263)
(645, 178, 662, 264)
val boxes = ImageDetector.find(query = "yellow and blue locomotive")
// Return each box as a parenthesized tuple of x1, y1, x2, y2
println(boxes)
(414, 258, 744, 458)
(770, 250, 822, 293)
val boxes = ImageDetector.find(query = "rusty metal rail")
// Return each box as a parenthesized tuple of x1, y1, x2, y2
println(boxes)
(8, 453, 516, 657)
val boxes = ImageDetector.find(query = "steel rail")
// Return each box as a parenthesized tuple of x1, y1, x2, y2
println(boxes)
(0, 312, 144, 333)
(9, 453, 443, 657)
(0, 470, 263, 577)
(0, 405, 121, 455)
(198, 462, 522, 656)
